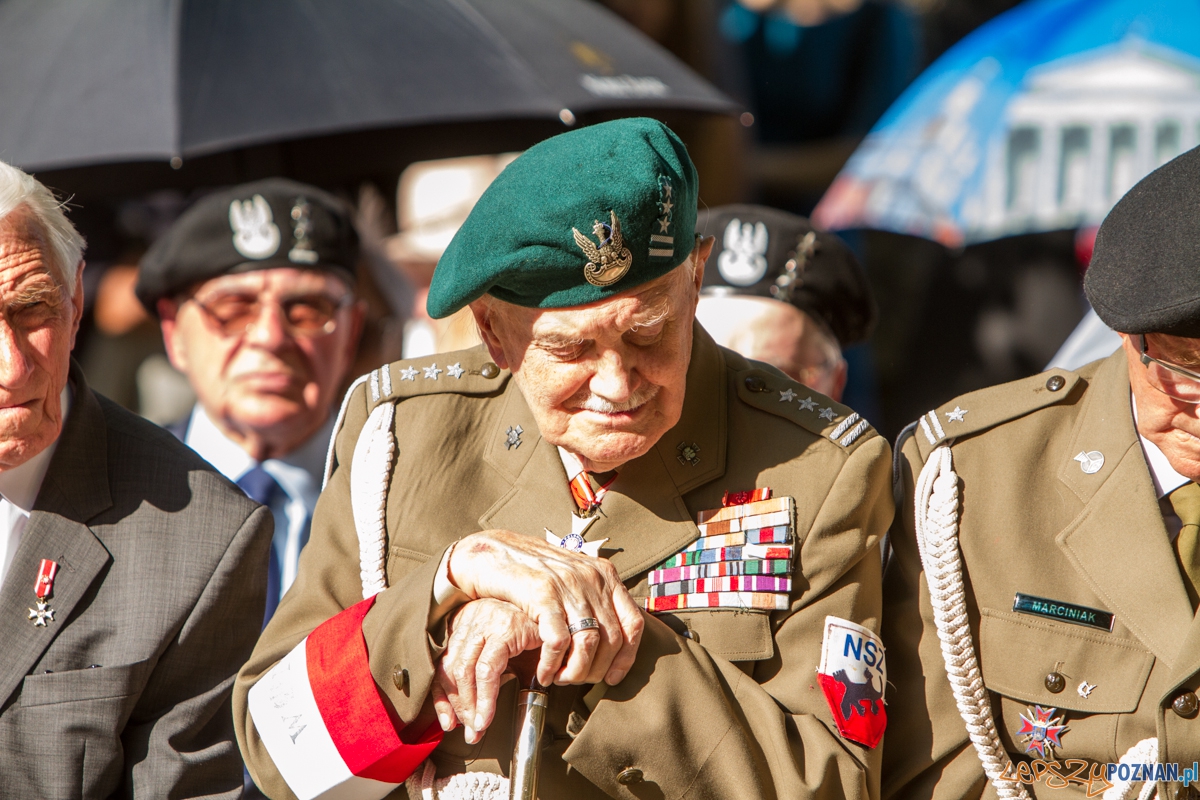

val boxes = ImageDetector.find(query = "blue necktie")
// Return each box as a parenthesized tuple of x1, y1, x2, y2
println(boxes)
(237, 466, 283, 627)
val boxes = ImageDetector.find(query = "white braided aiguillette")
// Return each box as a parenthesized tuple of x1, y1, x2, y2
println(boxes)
(1104, 738, 1159, 800)
(323, 373, 370, 489)
(350, 402, 396, 600)
(404, 760, 509, 800)
(914, 445, 1030, 800)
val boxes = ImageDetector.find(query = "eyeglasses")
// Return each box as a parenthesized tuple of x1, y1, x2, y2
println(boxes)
(187, 291, 353, 338)
(1139, 334, 1200, 404)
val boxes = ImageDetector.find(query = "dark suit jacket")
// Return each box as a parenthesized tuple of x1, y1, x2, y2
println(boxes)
(0, 362, 273, 799)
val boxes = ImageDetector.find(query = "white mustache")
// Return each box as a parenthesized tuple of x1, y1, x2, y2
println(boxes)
(575, 384, 660, 413)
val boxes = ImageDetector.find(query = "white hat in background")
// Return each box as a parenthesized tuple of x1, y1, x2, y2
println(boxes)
(385, 153, 519, 269)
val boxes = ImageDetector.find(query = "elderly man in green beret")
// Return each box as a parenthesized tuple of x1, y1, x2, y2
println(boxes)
(234, 118, 893, 800)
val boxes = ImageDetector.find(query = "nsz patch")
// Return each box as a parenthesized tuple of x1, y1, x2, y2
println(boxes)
(817, 616, 886, 749)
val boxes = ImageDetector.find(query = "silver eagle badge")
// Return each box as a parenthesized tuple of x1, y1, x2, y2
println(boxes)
(574, 211, 633, 287)
(229, 194, 281, 260)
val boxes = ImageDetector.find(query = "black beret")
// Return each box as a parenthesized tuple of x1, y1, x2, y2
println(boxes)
(1085, 145, 1200, 336)
(136, 177, 359, 314)
(697, 204, 877, 347)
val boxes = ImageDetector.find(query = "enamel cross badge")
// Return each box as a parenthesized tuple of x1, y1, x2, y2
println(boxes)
(545, 514, 609, 558)
(1016, 706, 1068, 758)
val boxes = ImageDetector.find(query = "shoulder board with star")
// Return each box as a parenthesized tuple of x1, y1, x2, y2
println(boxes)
(733, 365, 876, 452)
(361, 345, 510, 411)
(909, 367, 1082, 461)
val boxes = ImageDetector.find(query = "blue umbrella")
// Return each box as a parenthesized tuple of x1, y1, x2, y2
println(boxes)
(812, 0, 1200, 247)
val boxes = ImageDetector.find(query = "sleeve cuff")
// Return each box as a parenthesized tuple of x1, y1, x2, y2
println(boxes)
(428, 541, 471, 630)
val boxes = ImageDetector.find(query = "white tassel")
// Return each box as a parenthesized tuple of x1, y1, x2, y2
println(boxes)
(350, 402, 396, 600)
(403, 759, 510, 800)
(914, 445, 1030, 800)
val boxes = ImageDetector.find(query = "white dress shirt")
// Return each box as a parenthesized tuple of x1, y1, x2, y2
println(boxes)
(0, 387, 72, 591)
(184, 405, 332, 605)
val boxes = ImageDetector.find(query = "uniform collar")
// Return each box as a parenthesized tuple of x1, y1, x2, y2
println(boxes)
(1054, 349, 1194, 667)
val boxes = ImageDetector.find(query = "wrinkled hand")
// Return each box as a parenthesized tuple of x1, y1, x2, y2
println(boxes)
(432, 598, 540, 744)
(448, 529, 643, 688)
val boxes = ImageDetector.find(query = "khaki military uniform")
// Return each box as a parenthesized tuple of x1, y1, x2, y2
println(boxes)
(234, 325, 893, 800)
(884, 350, 1200, 800)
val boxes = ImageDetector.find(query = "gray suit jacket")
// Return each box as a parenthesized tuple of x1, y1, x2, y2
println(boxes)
(0, 362, 273, 799)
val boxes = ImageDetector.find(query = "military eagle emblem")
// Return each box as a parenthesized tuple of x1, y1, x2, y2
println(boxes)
(229, 194, 281, 260)
(573, 210, 633, 287)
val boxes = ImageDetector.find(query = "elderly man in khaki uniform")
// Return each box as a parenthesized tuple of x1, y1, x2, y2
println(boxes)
(233, 118, 893, 800)
(884, 147, 1200, 800)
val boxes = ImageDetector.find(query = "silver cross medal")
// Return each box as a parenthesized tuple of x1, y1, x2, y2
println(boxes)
(28, 601, 54, 627)
(505, 425, 523, 450)
(546, 514, 609, 557)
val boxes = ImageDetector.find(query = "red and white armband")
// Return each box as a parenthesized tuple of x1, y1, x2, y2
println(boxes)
(248, 598, 441, 799)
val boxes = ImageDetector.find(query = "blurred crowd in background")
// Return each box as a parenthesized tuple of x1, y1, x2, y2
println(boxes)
(54, 0, 1092, 444)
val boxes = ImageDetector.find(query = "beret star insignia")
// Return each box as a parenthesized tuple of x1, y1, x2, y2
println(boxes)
(574, 210, 633, 287)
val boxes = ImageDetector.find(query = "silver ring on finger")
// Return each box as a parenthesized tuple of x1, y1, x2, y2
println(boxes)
(568, 617, 600, 636)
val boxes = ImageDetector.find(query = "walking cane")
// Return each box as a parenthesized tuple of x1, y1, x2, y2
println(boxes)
(508, 652, 548, 800)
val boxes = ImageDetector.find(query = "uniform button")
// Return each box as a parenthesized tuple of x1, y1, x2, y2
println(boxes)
(617, 768, 643, 785)
(480, 362, 500, 379)
(1046, 375, 1066, 392)
(1044, 672, 1065, 693)
(744, 376, 767, 393)
(1174, 691, 1199, 718)
(392, 665, 409, 693)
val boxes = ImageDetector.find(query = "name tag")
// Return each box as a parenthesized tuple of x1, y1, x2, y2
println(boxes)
(1013, 593, 1114, 632)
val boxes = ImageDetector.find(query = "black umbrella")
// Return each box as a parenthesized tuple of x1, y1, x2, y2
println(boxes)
(0, 0, 733, 197)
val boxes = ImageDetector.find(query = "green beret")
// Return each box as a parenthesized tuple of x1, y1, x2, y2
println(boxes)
(427, 117, 698, 319)
(1085, 145, 1200, 336)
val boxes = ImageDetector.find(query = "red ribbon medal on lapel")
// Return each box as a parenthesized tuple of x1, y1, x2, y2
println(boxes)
(28, 559, 58, 627)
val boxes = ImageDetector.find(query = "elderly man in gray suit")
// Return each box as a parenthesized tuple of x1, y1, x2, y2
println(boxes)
(0, 162, 273, 797)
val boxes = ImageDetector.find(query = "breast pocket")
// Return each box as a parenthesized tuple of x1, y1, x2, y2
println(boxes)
(980, 609, 1152, 713)
(17, 660, 153, 800)
(20, 658, 153, 708)
(979, 608, 1154, 763)
(655, 609, 775, 662)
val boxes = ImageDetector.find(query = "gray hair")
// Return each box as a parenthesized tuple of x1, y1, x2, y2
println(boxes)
(0, 160, 85, 286)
